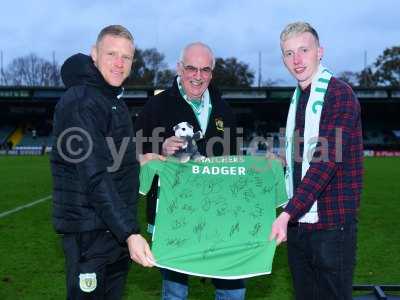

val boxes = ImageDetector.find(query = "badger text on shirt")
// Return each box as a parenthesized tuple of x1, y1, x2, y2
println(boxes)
(192, 165, 246, 175)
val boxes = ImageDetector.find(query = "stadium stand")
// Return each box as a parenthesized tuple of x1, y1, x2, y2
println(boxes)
(17, 135, 52, 147)
(0, 86, 399, 155)
(363, 126, 400, 150)
(0, 125, 15, 147)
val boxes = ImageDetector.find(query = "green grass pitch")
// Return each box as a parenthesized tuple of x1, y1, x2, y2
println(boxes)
(0, 156, 399, 299)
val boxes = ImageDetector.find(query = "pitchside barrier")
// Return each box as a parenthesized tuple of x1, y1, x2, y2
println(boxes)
(353, 285, 400, 299)
(364, 150, 400, 157)
(0, 146, 49, 155)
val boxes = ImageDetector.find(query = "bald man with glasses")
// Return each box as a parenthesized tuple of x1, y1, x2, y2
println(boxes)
(134, 42, 244, 300)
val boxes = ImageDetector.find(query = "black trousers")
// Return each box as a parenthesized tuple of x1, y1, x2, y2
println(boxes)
(287, 221, 357, 300)
(62, 230, 130, 300)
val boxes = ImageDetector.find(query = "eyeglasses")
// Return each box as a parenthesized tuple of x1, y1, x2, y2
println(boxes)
(180, 62, 213, 76)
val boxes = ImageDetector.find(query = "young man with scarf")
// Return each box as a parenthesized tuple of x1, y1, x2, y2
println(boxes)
(269, 22, 363, 299)
(134, 42, 244, 300)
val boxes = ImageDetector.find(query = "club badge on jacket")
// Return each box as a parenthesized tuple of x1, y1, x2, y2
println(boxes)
(215, 118, 224, 132)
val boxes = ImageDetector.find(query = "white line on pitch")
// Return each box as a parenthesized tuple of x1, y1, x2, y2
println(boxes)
(0, 195, 52, 219)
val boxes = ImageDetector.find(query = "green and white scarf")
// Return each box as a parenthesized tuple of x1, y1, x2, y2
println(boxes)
(177, 77, 212, 134)
(285, 65, 333, 223)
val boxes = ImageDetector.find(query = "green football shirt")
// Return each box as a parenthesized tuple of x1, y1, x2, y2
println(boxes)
(139, 155, 287, 279)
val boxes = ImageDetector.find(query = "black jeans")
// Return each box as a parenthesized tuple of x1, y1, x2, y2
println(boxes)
(287, 221, 357, 300)
(62, 230, 130, 300)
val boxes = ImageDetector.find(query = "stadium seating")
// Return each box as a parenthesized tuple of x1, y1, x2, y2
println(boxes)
(363, 130, 400, 150)
(0, 125, 15, 146)
(17, 135, 52, 147)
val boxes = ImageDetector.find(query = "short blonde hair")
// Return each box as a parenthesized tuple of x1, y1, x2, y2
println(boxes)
(96, 25, 134, 45)
(280, 21, 319, 45)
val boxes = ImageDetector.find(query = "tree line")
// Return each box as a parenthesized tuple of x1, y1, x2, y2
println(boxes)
(337, 46, 400, 87)
(0, 46, 398, 87)
(0, 48, 255, 88)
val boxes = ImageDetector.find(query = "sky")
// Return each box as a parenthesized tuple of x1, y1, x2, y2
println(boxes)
(1, 0, 399, 85)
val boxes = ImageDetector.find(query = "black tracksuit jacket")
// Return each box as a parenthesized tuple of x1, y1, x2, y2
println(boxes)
(51, 53, 140, 243)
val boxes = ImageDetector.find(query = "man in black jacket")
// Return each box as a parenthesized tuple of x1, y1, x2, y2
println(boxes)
(134, 42, 245, 300)
(51, 25, 154, 300)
